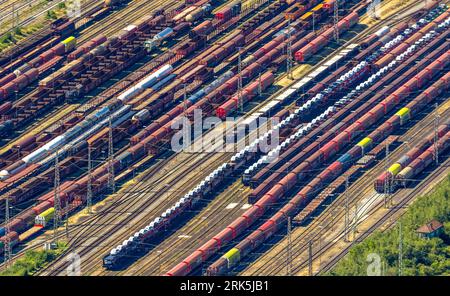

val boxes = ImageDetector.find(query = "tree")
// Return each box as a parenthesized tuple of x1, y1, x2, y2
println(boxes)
(328, 174, 450, 276)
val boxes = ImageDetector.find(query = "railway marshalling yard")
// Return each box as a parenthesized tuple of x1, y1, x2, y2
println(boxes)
(0, 0, 449, 277)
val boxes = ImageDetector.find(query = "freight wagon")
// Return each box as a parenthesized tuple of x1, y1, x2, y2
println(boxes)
(215, 0, 242, 21)
(167, 6, 450, 276)
(206, 47, 450, 276)
(396, 131, 450, 186)
(374, 122, 450, 193)
(35, 207, 55, 227)
(0, 0, 401, 264)
(0, 36, 77, 100)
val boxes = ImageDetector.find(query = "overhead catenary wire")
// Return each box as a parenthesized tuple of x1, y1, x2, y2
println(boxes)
(53, 149, 61, 245)
(16, 155, 446, 276)
(4, 194, 11, 269)
(5, 1, 448, 276)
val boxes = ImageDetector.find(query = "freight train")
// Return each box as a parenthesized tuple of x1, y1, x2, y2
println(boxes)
(374, 122, 450, 193)
(165, 6, 450, 276)
(0, 64, 174, 181)
(0, 36, 77, 101)
(396, 131, 450, 186)
(0, 0, 272, 246)
(100, 0, 431, 270)
(205, 41, 450, 277)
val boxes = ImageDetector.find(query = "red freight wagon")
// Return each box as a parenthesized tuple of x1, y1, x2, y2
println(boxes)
(199, 239, 220, 259)
(320, 141, 338, 159)
(168, 262, 190, 276)
(0, 101, 12, 114)
(191, 20, 213, 36)
(51, 43, 65, 56)
(32, 199, 53, 216)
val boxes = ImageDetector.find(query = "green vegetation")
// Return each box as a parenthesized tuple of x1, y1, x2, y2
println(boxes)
(0, 32, 13, 45)
(0, 0, 68, 52)
(46, 10, 58, 20)
(0, 23, 44, 51)
(328, 174, 450, 276)
(0, 242, 67, 276)
(14, 27, 24, 37)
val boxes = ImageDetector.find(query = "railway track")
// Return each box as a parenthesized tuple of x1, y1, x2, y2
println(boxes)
(98, 165, 249, 275)
(269, 0, 424, 127)
(2, 1, 278, 270)
(241, 101, 450, 275)
(38, 97, 276, 275)
(76, 0, 175, 44)
(0, 0, 184, 156)
(0, 0, 442, 276)
(0, 0, 65, 31)
(108, 24, 387, 275)
(318, 157, 450, 274)
(92, 0, 433, 276)
(36, 47, 290, 275)
(37, 150, 233, 275)
(155, 0, 432, 276)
